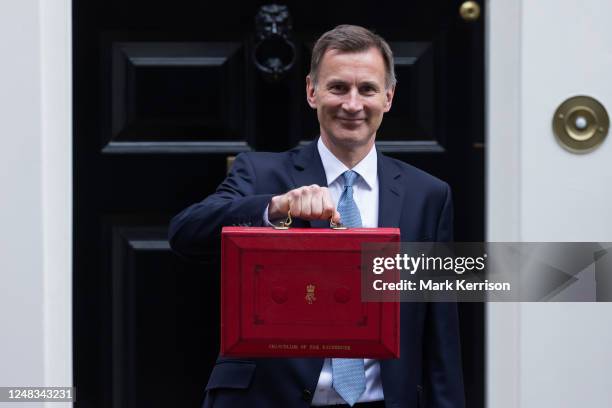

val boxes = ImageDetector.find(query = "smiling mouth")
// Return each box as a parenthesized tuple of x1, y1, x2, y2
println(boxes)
(336, 117, 366, 122)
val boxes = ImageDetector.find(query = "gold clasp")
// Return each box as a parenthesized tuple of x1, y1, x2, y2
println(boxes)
(273, 210, 293, 230)
(329, 219, 347, 230)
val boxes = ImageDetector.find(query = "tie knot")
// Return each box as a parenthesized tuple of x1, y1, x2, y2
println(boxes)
(342, 170, 359, 187)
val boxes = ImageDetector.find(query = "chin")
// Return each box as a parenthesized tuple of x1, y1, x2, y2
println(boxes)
(333, 131, 371, 148)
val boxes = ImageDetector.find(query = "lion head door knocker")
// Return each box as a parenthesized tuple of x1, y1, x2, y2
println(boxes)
(253, 4, 296, 82)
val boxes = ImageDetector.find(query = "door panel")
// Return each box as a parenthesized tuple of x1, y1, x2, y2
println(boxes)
(74, 1, 484, 406)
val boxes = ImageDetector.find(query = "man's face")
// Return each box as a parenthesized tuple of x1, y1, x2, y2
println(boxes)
(306, 47, 395, 151)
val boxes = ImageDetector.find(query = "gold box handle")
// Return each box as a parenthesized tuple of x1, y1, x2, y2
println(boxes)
(273, 210, 347, 230)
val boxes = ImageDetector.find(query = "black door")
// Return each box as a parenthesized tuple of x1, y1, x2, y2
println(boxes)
(74, 1, 484, 407)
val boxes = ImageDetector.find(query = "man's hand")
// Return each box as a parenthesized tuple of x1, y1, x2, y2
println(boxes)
(269, 185, 341, 224)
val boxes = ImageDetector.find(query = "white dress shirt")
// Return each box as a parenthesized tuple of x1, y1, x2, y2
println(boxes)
(263, 138, 384, 405)
(310, 138, 383, 406)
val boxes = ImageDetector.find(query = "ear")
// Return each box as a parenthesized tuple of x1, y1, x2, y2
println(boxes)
(306, 75, 317, 109)
(383, 85, 395, 113)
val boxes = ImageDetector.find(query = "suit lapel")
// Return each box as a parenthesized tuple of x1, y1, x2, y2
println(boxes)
(377, 152, 404, 228)
(290, 141, 330, 228)
(377, 153, 406, 403)
(291, 142, 404, 228)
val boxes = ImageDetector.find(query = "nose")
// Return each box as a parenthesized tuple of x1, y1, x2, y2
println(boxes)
(342, 88, 363, 113)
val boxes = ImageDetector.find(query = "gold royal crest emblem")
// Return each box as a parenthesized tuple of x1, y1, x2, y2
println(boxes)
(305, 284, 316, 304)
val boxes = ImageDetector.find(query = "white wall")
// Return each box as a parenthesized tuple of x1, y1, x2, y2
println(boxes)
(0, 0, 71, 407)
(487, 0, 612, 407)
(40, 0, 72, 401)
(0, 0, 45, 397)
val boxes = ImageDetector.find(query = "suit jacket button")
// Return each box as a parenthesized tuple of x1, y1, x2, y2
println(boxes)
(301, 389, 313, 402)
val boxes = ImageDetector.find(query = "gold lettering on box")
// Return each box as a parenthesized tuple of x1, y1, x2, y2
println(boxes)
(266, 343, 352, 351)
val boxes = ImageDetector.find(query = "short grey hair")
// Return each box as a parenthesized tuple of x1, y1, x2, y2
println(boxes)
(309, 24, 396, 89)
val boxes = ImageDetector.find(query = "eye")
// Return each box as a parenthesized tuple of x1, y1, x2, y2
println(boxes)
(328, 83, 347, 93)
(359, 85, 377, 95)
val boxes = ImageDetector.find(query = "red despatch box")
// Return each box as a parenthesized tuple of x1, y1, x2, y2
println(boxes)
(221, 226, 400, 358)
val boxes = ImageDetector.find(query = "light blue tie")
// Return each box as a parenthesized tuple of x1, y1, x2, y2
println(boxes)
(332, 170, 365, 406)
(336, 170, 363, 228)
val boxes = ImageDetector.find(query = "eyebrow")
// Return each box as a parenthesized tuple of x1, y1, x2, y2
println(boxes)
(325, 78, 348, 86)
(325, 78, 381, 90)
(359, 81, 380, 90)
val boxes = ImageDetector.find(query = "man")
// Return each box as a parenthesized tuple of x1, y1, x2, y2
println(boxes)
(169, 25, 464, 408)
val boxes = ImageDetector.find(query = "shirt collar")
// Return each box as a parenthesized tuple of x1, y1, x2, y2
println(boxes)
(317, 137, 377, 189)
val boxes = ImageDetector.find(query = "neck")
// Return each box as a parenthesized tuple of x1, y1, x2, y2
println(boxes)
(320, 134, 375, 169)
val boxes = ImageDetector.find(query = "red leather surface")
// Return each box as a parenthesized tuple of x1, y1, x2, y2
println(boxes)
(220, 227, 400, 358)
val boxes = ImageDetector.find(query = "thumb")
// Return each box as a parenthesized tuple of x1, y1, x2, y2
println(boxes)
(331, 210, 341, 225)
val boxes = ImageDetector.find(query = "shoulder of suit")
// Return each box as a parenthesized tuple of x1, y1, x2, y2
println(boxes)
(238, 144, 310, 166)
(381, 154, 450, 193)
(237, 149, 293, 163)
(233, 149, 296, 175)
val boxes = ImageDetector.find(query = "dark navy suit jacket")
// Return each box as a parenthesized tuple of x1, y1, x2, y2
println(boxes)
(169, 141, 465, 408)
